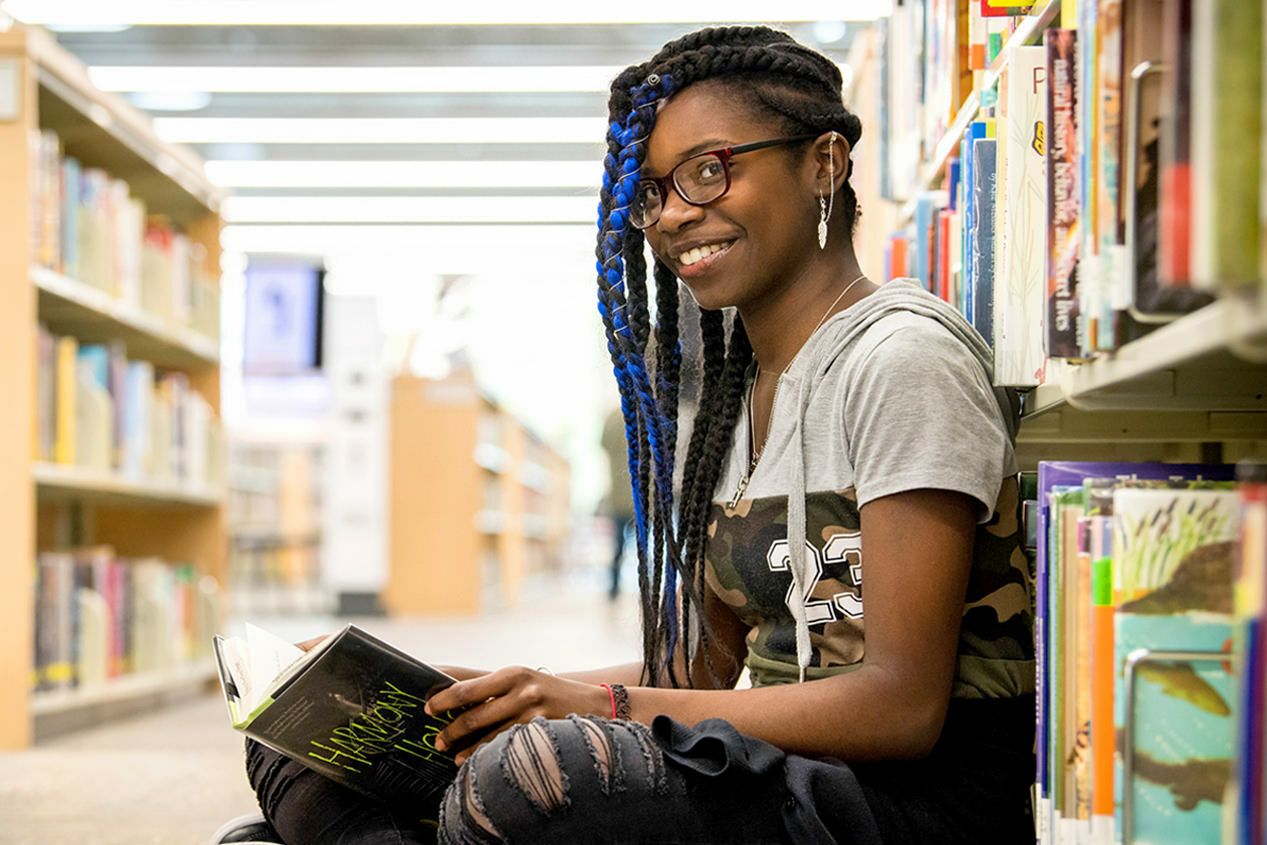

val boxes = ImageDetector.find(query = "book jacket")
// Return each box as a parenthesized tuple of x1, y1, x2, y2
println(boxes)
(215, 625, 460, 811)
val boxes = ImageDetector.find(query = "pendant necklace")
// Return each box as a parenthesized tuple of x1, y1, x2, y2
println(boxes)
(726, 273, 868, 509)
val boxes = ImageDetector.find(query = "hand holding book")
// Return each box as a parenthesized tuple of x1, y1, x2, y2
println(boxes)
(213, 624, 465, 811)
(426, 665, 618, 764)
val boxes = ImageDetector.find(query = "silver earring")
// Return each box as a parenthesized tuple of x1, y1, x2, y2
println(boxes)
(818, 193, 828, 249)
(818, 132, 837, 250)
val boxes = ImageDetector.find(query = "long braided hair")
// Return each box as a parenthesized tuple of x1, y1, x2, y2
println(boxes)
(595, 26, 864, 688)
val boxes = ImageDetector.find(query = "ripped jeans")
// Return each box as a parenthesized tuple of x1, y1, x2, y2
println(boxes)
(246, 697, 1034, 844)
(246, 715, 793, 845)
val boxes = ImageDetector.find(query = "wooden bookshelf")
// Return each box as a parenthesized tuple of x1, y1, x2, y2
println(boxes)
(33, 265, 220, 367)
(0, 24, 227, 748)
(386, 372, 570, 615)
(33, 462, 226, 507)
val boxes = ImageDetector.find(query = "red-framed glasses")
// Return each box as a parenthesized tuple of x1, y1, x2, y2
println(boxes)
(630, 134, 819, 229)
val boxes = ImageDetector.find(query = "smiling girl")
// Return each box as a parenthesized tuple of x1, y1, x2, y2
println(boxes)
(234, 25, 1035, 845)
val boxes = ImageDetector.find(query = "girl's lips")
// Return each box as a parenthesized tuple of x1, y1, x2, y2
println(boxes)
(676, 241, 735, 280)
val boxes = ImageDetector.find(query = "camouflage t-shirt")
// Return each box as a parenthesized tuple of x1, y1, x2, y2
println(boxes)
(704, 290, 1035, 699)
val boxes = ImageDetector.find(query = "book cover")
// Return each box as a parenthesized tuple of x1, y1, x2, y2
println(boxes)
(1113, 488, 1239, 844)
(1044, 28, 1082, 359)
(1034, 461, 1237, 839)
(995, 45, 1048, 387)
(214, 624, 461, 813)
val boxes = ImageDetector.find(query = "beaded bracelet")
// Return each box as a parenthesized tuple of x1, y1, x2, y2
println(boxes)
(600, 683, 632, 720)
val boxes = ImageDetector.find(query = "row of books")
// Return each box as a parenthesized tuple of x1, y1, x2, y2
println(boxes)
(32, 548, 219, 693)
(879, 0, 1264, 387)
(33, 326, 226, 490)
(1028, 461, 1266, 845)
(29, 128, 219, 341)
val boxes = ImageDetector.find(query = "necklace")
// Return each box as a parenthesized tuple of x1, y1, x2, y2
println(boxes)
(727, 273, 868, 509)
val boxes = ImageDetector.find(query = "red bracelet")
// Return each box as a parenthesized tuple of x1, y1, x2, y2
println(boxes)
(599, 683, 617, 719)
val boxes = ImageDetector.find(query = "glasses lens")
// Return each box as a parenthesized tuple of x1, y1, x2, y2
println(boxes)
(676, 153, 728, 204)
(632, 181, 661, 228)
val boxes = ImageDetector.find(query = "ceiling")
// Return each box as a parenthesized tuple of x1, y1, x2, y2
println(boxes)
(9, 6, 874, 270)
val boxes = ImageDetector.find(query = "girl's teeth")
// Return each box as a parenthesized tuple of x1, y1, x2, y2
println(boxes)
(680, 243, 725, 266)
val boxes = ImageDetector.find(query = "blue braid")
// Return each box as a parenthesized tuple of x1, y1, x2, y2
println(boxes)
(597, 75, 679, 556)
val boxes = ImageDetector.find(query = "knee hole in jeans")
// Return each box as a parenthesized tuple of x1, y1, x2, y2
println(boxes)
(500, 718, 569, 815)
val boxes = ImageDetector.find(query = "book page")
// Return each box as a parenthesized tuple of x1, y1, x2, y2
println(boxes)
(245, 623, 306, 711)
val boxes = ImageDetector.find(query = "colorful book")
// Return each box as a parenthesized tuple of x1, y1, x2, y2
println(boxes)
(1045, 28, 1082, 359)
(214, 623, 461, 815)
(1113, 488, 1239, 844)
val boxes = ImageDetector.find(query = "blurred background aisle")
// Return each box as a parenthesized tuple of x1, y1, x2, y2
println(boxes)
(0, 574, 641, 845)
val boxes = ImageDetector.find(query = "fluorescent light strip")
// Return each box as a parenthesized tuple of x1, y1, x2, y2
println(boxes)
(154, 116, 608, 144)
(8, 0, 893, 25)
(206, 160, 601, 189)
(91, 65, 623, 93)
(221, 224, 598, 270)
(221, 195, 598, 224)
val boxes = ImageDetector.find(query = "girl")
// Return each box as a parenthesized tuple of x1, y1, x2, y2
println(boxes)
(236, 25, 1035, 845)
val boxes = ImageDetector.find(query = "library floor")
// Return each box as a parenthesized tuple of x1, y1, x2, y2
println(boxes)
(0, 571, 643, 845)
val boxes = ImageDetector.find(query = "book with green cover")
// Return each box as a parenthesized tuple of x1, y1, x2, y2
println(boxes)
(213, 623, 460, 813)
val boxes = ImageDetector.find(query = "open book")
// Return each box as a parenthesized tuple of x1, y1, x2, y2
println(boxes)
(213, 623, 460, 811)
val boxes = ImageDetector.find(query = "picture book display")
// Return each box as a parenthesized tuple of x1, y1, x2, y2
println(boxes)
(213, 624, 460, 811)
(1113, 488, 1239, 845)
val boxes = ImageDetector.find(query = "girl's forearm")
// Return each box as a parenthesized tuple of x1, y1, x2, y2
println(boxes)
(559, 661, 646, 686)
(620, 664, 951, 762)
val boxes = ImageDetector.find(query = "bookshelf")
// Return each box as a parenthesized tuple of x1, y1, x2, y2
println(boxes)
(0, 24, 227, 748)
(851, 1, 1266, 842)
(386, 372, 571, 615)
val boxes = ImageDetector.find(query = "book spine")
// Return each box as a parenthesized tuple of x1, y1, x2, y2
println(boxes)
(971, 137, 998, 346)
(1045, 29, 1082, 359)
(55, 335, 78, 465)
(996, 46, 1048, 387)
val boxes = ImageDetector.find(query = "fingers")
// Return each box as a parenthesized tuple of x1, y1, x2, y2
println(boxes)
(426, 666, 554, 754)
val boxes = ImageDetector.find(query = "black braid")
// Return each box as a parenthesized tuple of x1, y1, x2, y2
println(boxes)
(601, 25, 863, 688)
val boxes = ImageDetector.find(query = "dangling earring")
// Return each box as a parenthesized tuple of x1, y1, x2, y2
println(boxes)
(817, 131, 837, 250)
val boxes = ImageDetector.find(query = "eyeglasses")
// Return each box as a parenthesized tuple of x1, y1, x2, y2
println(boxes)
(629, 134, 819, 229)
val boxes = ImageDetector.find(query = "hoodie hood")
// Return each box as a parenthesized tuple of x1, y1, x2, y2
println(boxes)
(776, 278, 1019, 681)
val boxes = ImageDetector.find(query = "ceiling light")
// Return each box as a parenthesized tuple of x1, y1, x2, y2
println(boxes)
(91, 65, 622, 94)
(220, 224, 598, 272)
(205, 160, 600, 189)
(7, 0, 893, 26)
(220, 195, 598, 224)
(128, 90, 212, 111)
(153, 116, 608, 145)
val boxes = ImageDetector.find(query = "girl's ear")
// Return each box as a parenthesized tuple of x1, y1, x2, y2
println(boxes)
(812, 131, 851, 195)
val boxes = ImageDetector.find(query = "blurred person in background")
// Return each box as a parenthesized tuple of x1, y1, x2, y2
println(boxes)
(600, 407, 636, 600)
(228, 24, 1033, 845)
